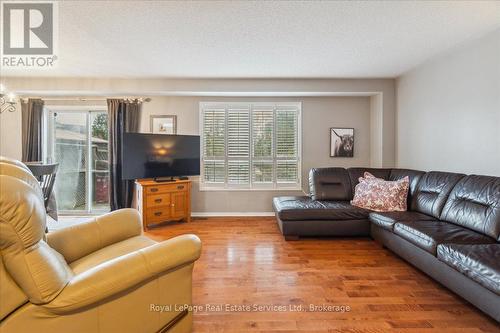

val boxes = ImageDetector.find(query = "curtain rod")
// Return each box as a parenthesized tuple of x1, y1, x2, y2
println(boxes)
(19, 97, 152, 102)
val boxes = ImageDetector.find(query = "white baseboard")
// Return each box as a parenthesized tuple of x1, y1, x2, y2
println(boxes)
(191, 212, 275, 217)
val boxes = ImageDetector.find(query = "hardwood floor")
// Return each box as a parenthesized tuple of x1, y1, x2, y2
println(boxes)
(145, 217, 499, 333)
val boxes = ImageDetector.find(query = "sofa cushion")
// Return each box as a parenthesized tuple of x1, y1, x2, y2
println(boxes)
(440, 175, 500, 240)
(388, 169, 425, 207)
(437, 244, 500, 295)
(369, 211, 436, 231)
(351, 176, 409, 212)
(410, 171, 465, 219)
(273, 196, 370, 221)
(347, 168, 392, 194)
(309, 167, 352, 201)
(393, 221, 495, 255)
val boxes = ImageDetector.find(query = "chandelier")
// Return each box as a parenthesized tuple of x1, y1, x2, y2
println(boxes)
(0, 84, 17, 114)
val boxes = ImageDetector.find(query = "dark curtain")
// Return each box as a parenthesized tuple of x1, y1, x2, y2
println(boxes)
(21, 98, 58, 220)
(21, 98, 44, 162)
(107, 99, 142, 210)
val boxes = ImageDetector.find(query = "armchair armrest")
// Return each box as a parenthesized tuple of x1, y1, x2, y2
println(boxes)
(47, 208, 143, 263)
(44, 234, 201, 314)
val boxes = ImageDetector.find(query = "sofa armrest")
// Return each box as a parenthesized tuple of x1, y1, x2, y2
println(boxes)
(43, 234, 202, 314)
(47, 208, 143, 263)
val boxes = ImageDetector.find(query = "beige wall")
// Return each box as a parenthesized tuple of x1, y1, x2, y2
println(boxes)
(0, 100, 22, 160)
(0, 78, 395, 213)
(396, 29, 500, 176)
(142, 96, 371, 212)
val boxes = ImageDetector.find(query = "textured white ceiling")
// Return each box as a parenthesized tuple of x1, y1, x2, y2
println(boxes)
(2, 0, 500, 78)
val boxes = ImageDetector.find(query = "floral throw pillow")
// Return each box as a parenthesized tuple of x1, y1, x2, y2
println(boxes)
(358, 171, 379, 183)
(351, 174, 409, 212)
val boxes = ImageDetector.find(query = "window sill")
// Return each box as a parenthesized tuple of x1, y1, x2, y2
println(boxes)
(199, 186, 303, 192)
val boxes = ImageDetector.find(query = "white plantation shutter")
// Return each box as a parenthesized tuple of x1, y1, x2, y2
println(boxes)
(252, 161, 273, 183)
(276, 109, 298, 157)
(252, 108, 274, 184)
(200, 102, 300, 189)
(202, 109, 226, 183)
(203, 109, 225, 158)
(227, 109, 250, 157)
(203, 161, 225, 183)
(227, 109, 250, 185)
(252, 109, 273, 158)
(228, 160, 250, 184)
(275, 108, 299, 184)
(276, 160, 298, 183)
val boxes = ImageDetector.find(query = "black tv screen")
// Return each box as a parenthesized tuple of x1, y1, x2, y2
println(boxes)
(122, 133, 200, 180)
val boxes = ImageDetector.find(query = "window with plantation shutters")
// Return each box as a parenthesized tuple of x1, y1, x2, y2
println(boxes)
(200, 102, 301, 190)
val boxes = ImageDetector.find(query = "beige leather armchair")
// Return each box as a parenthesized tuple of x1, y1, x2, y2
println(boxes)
(0, 159, 201, 333)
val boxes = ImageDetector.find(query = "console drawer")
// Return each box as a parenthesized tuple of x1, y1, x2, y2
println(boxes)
(146, 193, 171, 208)
(145, 183, 187, 194)
(146, 207, 172, 223)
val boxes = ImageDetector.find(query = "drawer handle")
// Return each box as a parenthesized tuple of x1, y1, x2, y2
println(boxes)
(177, 185, 184, 190)
(154, 198, 162, 203)
(154, 212, 162, 216)
(151, 188, 159, 193)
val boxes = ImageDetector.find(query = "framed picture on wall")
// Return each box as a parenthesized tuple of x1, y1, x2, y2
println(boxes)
(330, 128, 354, 157)
(150, 115, 177, 134)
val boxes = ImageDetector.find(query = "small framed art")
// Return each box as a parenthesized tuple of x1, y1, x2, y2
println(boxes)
(150, 115, 177, 134)
(330, 128, 354, 157)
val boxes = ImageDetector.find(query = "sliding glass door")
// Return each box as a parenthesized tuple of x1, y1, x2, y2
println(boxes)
(46, 109, 110, 214)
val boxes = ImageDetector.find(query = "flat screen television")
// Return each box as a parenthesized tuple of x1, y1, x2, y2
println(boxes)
(121, 133, 200, 180)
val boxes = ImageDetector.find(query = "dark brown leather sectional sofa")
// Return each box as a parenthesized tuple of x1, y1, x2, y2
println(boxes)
(273, 167, 500, 321)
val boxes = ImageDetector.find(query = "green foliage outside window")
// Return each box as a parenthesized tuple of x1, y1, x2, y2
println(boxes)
(92, 113, 108, 140)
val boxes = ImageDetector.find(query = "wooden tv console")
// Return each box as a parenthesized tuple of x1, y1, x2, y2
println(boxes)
(136, 179, 191, 230)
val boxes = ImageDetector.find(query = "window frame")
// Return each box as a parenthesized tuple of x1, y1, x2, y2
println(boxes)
(199, 102, 302, 191)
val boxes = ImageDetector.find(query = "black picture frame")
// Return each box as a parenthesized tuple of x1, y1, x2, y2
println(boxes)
(330, 128, 354, 157)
